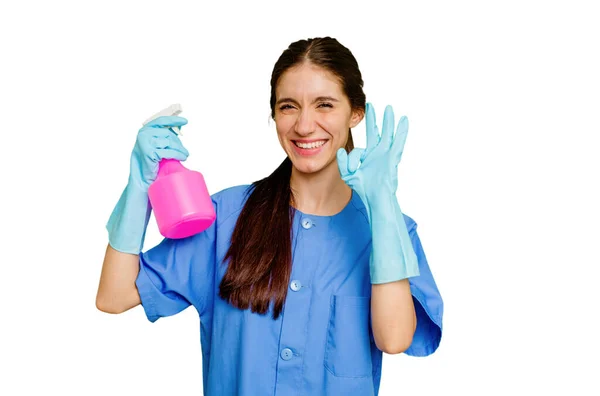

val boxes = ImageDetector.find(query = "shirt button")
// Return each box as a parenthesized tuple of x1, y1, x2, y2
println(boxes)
(301, 218, 313, 229)
(290, 280, 302, 291)
(280, 348, 293, 360)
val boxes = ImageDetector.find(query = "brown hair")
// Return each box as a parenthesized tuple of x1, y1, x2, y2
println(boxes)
(218, 37, 366, 319)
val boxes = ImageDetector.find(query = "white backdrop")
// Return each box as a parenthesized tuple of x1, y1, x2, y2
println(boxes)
(1, 0, 598, 395)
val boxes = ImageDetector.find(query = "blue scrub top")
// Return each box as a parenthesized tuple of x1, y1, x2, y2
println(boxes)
(135, 184, 443, 396)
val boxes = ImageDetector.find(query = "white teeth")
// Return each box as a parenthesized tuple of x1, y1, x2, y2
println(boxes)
(295, 140, 326, 149)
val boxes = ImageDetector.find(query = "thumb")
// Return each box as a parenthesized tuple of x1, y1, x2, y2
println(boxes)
(347, 148, 364, 173)
(336, 148, 350, 178)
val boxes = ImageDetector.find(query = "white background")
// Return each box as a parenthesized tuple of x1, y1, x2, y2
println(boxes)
(1, 0, 598, 395)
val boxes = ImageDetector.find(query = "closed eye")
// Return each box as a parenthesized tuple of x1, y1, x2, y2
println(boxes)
(279, 102, 333, 110)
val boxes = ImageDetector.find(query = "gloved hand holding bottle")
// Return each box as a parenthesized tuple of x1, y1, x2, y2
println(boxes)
(106, 116, 190, 255)
(337, 103, 420, 284)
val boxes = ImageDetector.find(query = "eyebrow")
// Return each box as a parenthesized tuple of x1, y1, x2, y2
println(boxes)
(276, 96, 340, 106)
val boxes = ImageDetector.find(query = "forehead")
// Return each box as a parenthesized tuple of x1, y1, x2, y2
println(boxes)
(276, 63, 343, 99)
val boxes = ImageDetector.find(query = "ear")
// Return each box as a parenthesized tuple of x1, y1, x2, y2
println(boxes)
(349, 108, 365, 129)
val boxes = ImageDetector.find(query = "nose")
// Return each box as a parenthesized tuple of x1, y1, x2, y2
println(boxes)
(294, 109, 316, 136)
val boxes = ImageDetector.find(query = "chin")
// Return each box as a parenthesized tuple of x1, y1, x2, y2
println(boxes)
(289, 152, 338, 175)
(291, 160, 328, 174)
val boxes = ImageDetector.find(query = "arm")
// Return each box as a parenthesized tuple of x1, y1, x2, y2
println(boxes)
(337, 103, 421, 354)
(371, 279, 416, 354)
(96, 244, 141, 314)
(369, 195, 418, 354)
(372, 215, 443, 356)
(97, 113, 189, 314)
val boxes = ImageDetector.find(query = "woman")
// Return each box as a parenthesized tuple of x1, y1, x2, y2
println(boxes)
(97, 36, 443, 396)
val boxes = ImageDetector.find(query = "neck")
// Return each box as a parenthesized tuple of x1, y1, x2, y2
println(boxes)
(290, 160, 352, 216)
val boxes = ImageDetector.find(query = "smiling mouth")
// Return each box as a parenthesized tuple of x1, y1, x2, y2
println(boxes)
(293, 140, 328, 149)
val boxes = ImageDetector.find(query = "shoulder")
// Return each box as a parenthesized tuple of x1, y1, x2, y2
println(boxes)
(211, 184, 253, 204)
(403, 213, 418, 233)
(210, 184, 254, 225)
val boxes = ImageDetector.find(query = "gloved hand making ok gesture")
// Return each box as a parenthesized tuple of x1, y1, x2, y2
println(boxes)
(337, 103, 419, 284)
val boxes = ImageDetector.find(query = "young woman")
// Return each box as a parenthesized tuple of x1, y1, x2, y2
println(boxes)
(97, 36, 443, 396)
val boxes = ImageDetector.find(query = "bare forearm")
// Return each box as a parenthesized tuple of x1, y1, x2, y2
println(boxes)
(96, 243, 141, 314)
(371, 279, 416, 354)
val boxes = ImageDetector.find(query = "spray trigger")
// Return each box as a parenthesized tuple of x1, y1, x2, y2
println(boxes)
(142, 103, 184, 135)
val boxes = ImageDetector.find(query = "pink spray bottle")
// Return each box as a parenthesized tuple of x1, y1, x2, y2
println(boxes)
(143, 104, 216, 239)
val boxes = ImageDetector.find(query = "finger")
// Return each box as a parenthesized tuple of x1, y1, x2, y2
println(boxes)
(144, 115, 188, 129)
(166, 137, 190, 158)
(380, 105, 395, 149)
(156, 148, 189, 162)
(153, 136, 170, 149)
(347, 148, 364, 173)
(365, 103, 380, 151)
(153, 135, 189, 157)
(336, 148, 350, 178)
(391, 115, 409, 162)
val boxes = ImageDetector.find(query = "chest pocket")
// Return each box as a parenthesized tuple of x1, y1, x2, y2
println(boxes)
(324, 295, 374, 378)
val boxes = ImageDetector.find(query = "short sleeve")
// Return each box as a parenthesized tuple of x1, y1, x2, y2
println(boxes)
(405, 222, 444, 357)
(135, 200, 218, 323)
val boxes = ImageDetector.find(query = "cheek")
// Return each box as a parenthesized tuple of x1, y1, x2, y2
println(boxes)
(275, 123, 292, 148)
(275, 128, 286, 147)
(318, 113, 348, 137)
(275, 115, 295, 136)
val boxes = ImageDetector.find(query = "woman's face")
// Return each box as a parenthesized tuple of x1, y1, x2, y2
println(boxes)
(274, 62, 363, 175)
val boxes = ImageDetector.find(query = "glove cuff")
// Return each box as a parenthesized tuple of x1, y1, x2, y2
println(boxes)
(369, 193, 420, 284)
(106, 183, 152, 255)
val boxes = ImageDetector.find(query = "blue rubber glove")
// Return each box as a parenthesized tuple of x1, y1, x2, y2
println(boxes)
(337, 103, 419, 283)
(106, 116, 189, 254)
